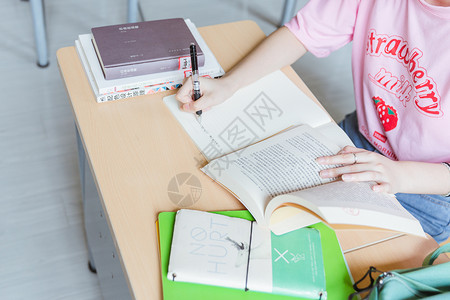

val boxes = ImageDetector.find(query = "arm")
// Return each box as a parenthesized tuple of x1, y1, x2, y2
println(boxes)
(176, 26, 307, 112)
(317, 145, 450, 195)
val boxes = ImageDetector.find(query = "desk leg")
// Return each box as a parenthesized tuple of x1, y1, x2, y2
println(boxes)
(76, 128, 96, 272)
(29, 0, 49, 67)
(75, 127, 132, 300)
(280, 0, 297, 26)
(127, 0, 144, 23)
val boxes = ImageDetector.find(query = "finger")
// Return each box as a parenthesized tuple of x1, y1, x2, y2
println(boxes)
(340, 170, 384, 182)
(184, 88, 224, 112)
(175, 77, 193, 103)
(319, 146, 370, 165)
(319, 159, 384, 178)
(181, 96, 211, 113)
(317, 152, 364, 165)
(319, 162, 365, 178)
(338, 145, 358, 154)
(372, 183, 391, 193)
(337, 145, 366, 155)
(181, 101, 197, 112)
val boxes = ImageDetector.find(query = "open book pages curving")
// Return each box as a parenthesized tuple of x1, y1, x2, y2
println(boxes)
(201, 124, 425, 238)
(163, 70, 354, 161)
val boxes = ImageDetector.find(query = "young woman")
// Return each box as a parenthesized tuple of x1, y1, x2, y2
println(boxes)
(176, 0, 450, 243)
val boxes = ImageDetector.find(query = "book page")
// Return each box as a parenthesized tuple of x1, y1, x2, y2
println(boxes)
(315, 122, 354, 149)
(266, 181, 425, 237)
(168, 210, 252, 289)
(201, 125, 341, 225)
(164, 70, 332, 161)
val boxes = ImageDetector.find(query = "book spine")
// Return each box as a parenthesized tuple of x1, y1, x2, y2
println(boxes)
(96, 82, 182, 103)
(98, 74, 180, 94)
(103, 54, 206, 80)
(98, 65, 222, 95)
(95, 72, 221, 103)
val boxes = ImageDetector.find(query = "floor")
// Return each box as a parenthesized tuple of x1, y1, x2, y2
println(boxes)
(0, 1, 353, 299)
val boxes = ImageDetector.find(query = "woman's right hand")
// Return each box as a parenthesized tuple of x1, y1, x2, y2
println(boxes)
(175, 27, 308, 113)
(175, 76, 237, 113)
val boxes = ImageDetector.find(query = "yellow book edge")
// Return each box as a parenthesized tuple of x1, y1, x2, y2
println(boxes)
(270, 204, 406, 252)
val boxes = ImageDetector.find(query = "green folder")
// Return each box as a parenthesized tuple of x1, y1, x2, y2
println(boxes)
(158, 210, 354, 299)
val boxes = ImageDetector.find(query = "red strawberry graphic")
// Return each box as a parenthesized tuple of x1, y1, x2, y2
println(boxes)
(373, 97, 398, 132)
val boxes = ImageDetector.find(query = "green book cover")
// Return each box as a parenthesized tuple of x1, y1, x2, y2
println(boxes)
(158, 210, 353, 300)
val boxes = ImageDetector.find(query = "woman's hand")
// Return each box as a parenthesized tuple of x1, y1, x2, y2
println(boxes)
(316, 145, 405, 193)
(175, 76, 237, 113)
(175, 27, 308, 113)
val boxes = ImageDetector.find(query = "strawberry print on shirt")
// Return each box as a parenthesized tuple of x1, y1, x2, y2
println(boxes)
(373, 96, 398, 131)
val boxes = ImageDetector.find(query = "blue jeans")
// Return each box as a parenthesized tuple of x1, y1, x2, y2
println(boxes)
(339, 112, 450, 243)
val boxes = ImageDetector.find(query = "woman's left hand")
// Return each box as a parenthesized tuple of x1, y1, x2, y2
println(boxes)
(316, 145, 404, 194)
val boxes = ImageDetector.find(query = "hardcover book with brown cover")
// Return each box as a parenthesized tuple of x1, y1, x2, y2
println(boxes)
(91, 18, 205, 80)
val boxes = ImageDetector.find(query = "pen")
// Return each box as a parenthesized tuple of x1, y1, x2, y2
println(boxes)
(190, 43, 202, 123)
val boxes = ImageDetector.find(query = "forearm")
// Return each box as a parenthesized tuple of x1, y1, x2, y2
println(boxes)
(221, 26, 307, 94)
(176, 26, 307, 112)
(397, 161, 450, 195)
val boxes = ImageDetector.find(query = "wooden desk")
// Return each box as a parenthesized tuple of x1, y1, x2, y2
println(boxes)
(57, 21, 445, 300)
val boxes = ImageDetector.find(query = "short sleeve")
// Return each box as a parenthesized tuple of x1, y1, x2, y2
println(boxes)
(285, 0, 361, 57)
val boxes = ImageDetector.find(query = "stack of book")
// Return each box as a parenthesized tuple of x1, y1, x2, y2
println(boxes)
(75, 18, 224, 103)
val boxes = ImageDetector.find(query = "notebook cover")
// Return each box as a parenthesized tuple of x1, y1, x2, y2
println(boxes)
(157, 210, 354, 300)
(91, 18, 204, 68)
(167, 210, 326, 298)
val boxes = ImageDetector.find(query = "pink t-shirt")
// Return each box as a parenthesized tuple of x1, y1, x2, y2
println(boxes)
(286, 0, 450, 162)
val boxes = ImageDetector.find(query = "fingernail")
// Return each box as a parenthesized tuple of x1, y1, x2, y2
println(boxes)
(342, 174, 353, 181)
(372, 185, 382, 192)
(316, 157, 325, 164)
(320, 170, 330, 177)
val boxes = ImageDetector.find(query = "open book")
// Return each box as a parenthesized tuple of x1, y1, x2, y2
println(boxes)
(163, 70, 353, 161)
(163, 70, 425, 238)
(201, 124, 425, 238)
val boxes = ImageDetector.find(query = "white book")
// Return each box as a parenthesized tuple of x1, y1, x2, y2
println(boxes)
(163, 70, 353, 161)
(201, 125, 425, 237)
(76, 19, 224, 102)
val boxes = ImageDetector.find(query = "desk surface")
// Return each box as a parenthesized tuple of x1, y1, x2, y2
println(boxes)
(57, 20, 445, 300)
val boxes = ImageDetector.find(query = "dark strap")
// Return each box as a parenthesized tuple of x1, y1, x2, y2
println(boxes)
(244, 221, 254, 291)
(348, 266, 383, 300)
